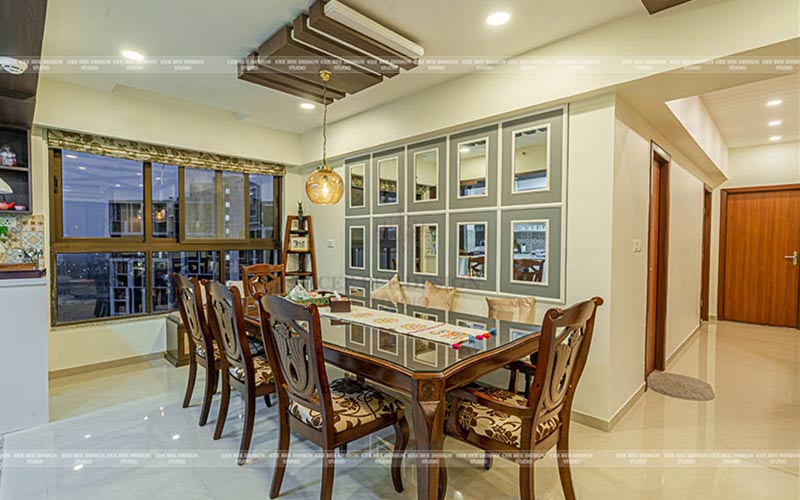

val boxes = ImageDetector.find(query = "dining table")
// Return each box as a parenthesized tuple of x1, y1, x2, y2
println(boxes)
(243, 300, 541, 500)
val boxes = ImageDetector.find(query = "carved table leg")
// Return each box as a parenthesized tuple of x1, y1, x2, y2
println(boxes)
(412, 377, 446, 500)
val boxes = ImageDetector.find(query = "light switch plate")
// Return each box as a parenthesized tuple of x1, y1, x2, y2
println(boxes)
(633, 239, 642, 253)
(327, 239, 335, 248)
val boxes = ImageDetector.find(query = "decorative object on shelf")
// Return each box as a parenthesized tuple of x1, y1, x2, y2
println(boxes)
(0, 146, 16, 166)
(296, 201, 305, 227)
(0, 214, 45, 269)
(0, 177, 12, 202)
(289, 235, 310, 252)
(305, 70, 344, 205)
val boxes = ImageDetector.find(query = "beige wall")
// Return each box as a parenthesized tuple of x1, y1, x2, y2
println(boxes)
(709, 141, 800, 315)
(666, 95, 729, 176)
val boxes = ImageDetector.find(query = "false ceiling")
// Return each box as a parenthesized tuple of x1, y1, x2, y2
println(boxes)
(702, 74, 800, 148)
(40, 0, 644, 134)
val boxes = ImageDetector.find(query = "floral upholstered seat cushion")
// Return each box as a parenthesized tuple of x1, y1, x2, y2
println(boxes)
(195, 340, 221, 362)
(451, 384, 560, 448)
(288, 378, 404, 433)
(228, 356, 274, 386)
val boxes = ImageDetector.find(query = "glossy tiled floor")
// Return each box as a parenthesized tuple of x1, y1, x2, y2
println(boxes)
(1, 320, 797, 499)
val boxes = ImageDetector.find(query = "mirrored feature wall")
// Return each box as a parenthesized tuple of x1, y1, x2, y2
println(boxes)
(344, 106, 566, 302)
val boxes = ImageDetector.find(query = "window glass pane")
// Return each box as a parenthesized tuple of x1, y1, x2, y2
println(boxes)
(414, 224, 437, 275)
(152, 251, 220, 312)
(61, 150, 143, 238)
(223, 172, 245, 239)
(378, 225, 398, 271)
(350, 227, 365, 269)
(151, 163, 179, 238)
(56, 252, 146, 323)
(512, 221, 547, 283)
(513, 127, 549, 192)
(457, 223, 486, 278)
(225, 250, 276, 281)
(184, 168, 217, 239)
(458, 140, 487, 197)
(249, 175, 275, 239)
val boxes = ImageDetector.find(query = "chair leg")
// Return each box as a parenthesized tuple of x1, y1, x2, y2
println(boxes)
(523, 374, 533, 397)
(320, 448, 336, 500)
(270, 412, 291, 499)
(182, 358, 197, 408)
(484, 451, 493, 470)
(264, 394, 273, 408)
(213, 374, 231, 440)
(237, 392, 256, 466)
(391, 418, 409, 493)
(198, 369, 215, 427)
(557, 432, 576, 500)
(338, 443, 347, 455)
(519, 462, 535, 500)
(438, 458, 447, 500)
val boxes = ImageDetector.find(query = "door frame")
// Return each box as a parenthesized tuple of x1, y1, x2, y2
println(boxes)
(700, 186, 712, 321)
(645, 141, 670, 378)
(717, 183, 800, 327)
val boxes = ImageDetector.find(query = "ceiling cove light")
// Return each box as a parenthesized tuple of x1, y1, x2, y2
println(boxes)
(769, 135, 782, 141)
(768, 120, 783, 127)
(766, 99, 783, 107)
(486, 12, 511, 26)
(300, 102, 316, 110)
(121, 49, 145, 62)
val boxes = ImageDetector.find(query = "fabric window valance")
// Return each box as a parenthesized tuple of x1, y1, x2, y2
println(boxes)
(47, 129, 286, 176)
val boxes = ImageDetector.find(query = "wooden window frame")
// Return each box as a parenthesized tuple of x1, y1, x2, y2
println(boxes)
(49, 148, 283, 327)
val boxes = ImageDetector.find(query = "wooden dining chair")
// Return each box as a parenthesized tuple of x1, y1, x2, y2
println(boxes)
(173, 273, 219, 427)
(445, 297, 603, 500)
(241, 263, 286, 298)
(257, 294, 410, 500)
(205, 281, 278, 466)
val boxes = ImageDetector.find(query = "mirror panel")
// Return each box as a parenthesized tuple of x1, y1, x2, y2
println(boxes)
(414, 149, 438, 201)
(513, 126, 549, 193)
(377, 225, 398, 271)
(457, 222, 487, 279)
(349, 163, 365, 208)
(413, 224, 438, 275)
(377, 157, 399, 205)
(458, 139, 488, 198)
(350, 226, 365, 269)
(511, 220, 547, 283)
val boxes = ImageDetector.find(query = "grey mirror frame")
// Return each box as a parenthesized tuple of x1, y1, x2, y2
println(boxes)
(408, 137, 447, 212)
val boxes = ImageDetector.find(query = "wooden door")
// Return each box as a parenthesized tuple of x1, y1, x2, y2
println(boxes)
(700, 187, 712, 321)
(646, 143, 670, 378)
(719, 186, 800, 327)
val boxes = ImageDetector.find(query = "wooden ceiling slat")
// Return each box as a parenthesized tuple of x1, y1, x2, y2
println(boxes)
(307, 1, 417, 71)
(239, 56, 343, 104)
(256, 26, 382, 95)
(640, 0, 693, 14)
(292, 14, 400, 79)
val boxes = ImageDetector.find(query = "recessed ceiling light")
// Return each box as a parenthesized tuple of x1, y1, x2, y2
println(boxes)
(768, 120, 782, 127)
(769, 135, 782, 141)
(459, 146, 471, 153)
(172, 434, 181, 440)
(78, 166, 86, 170)
(486, 11, 511, 26)
(65, 154, 77, 159)
(114, 183, 122, 187)
(766, 99, 783, 107)
(121, 49, 145, 62)
(300, 102, 316, 110)
(73, 464, 84, 471)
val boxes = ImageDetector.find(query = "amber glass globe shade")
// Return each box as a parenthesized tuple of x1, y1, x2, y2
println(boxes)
(305, 165, 343, 205)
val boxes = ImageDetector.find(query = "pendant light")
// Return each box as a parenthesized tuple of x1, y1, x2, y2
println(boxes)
(305, 70, 344, 205)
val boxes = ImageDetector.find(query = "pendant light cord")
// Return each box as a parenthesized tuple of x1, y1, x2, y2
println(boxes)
(320, 70, 331, 168)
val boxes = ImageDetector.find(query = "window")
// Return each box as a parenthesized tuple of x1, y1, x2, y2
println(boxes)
(51, 149, 282, 326)
(61, 150, 144, 238)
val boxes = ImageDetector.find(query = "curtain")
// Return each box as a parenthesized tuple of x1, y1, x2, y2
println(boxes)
(47, 129, 286, 176)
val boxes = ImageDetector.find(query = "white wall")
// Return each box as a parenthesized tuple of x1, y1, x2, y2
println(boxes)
(666, 95, 730, 176)
(709, 141, 800, 315)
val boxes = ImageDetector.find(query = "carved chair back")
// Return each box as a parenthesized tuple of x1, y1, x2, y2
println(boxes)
(173, 273, 214, 359)
(206, 281, 254, 381)
(258, 295, 334, 429)
(513, 258, 545, 282)
(527, 297, 603, 436)
(242, 263, 286, 298)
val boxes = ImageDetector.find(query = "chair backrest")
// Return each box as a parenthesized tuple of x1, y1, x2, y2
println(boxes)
(528, 297, 603, 423)
(206, 281, 254, 378)
(173, 273, 214, 355)
(258, 295, 334, 430)
(468, 255, 485, 276)
(513, 258, 544, 282)
(242, 263, 286, 297)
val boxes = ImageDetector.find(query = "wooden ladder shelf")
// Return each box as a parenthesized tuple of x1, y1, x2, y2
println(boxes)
(281, 215, 318, 289)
